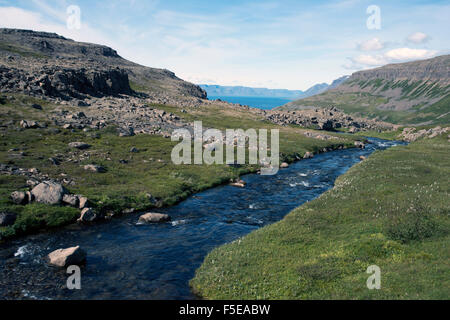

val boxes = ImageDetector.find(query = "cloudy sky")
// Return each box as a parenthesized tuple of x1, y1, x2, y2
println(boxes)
(1, 0, 449, 90)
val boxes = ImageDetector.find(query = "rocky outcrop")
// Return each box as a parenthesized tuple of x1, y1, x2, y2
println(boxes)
(398, 126, 450, 142)
(47, 246, 86, 267)
(265, 107, 395, 132)
(0, 65, 132, 100)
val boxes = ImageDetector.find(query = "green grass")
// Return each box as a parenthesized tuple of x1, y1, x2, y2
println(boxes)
(0, 95, 359, 241)
(191, 134, 450, 299)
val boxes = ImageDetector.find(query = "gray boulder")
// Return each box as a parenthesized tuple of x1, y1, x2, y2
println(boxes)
(47, 246, 86, 267)
(31, 181, 67, 204)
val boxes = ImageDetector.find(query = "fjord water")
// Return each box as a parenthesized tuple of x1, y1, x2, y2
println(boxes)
(0, 138, 402, 300)
(209, 96, 292, 110)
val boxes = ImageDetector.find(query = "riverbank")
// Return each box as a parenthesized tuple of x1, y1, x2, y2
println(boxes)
(191, 134, 450, 299)
(0, 97, 362, 242)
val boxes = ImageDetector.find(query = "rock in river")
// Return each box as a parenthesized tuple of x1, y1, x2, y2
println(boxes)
(31, 181, 67, 205)
(47, 246, 86, 267)
(138, 213, 171, 224)
(78, 208, 96, 223)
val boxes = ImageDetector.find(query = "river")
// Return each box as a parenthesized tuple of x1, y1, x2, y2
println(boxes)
(0, 138, 403, 300)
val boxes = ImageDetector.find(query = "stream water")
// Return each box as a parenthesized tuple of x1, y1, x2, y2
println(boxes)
(0, 138, 403, 300)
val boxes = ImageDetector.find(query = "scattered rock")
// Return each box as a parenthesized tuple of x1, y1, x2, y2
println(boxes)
(31, 181, 67, 205)
(11, 191, 27, 205)
(354, 141, 365, 149)
(138, 213, 171, 224)
(230, 179, 246, 188)
(31, 103, 43, 110)
(47, 246, 86, 267)
(63, 194, 79, 207)
(78, 196, 88, 209)
(48, 157, 61, 165)
(303, 152, 314, 159)
(0, 212, 17, 227)
(130, 147, 139, 153)
(83, 164, 107, 173)
(78, 208, 96, 223)
(360, 156, 367, 161)
(68, 142, 91, 150)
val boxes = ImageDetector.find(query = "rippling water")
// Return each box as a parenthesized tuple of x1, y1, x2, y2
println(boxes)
(0, 138, 403, 300)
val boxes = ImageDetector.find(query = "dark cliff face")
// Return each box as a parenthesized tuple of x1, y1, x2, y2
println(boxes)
(0, 28, 207, 100)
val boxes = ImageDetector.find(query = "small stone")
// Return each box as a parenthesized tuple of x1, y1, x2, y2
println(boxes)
(303, 152, 314, 159)
(138, 213, 171, 224)
(68, 142, 91, 150)
(10, 191, 26, 205)
(31, 104, 43, 110)
(280, 162, 289, 168)
(63, 194, 79, 207)
(79, 197, 89, 209)
(130, 147, 139, 153)
(83, 164, 107, 173)
(78, 208, 96, 223)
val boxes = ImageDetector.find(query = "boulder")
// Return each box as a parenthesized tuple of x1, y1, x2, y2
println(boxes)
(68, 142, 91, 150)
(138, 213, 171, 224)
(83, 164, 107, 173)
(10, 191, 26, 205)
(0, 212, 16, 227)
(47, 246, 86, 267)
(31, 181, 67, 205)
(63, 194, 79, 207)
(78, 208, 96, 223)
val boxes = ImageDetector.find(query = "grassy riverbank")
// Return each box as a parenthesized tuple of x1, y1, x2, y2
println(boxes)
(191, 134, 450, 299)
(0, 95, 359, 241)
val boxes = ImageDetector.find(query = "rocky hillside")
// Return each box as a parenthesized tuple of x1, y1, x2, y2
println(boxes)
(0, 28, 206, 104)
(279, 55, 450, 125)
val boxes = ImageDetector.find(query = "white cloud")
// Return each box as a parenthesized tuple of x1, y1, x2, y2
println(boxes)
(345, 47, 438, 70)
(407, 32, 430, 44)
(384, 47, 437, 61)
(358, 37, 384, 51)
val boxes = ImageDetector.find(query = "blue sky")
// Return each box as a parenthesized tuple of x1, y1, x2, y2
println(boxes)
(1, 0, 449, 90)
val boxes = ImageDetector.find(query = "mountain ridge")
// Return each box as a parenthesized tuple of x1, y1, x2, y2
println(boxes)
(200, 76, 349, 100)
(279, 55, 450, 125)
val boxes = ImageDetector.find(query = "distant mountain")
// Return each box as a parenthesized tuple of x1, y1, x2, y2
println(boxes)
(279, 55, 450, 125)
(199, 76, 350, 100)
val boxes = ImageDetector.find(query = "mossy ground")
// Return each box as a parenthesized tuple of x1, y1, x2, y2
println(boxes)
(0, 95, 358, 241)
(191, 135, 450, 299)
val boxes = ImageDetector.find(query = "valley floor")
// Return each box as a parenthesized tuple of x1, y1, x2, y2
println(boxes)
(0, 95, 360, 241)
(191, 135, 450, 299)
